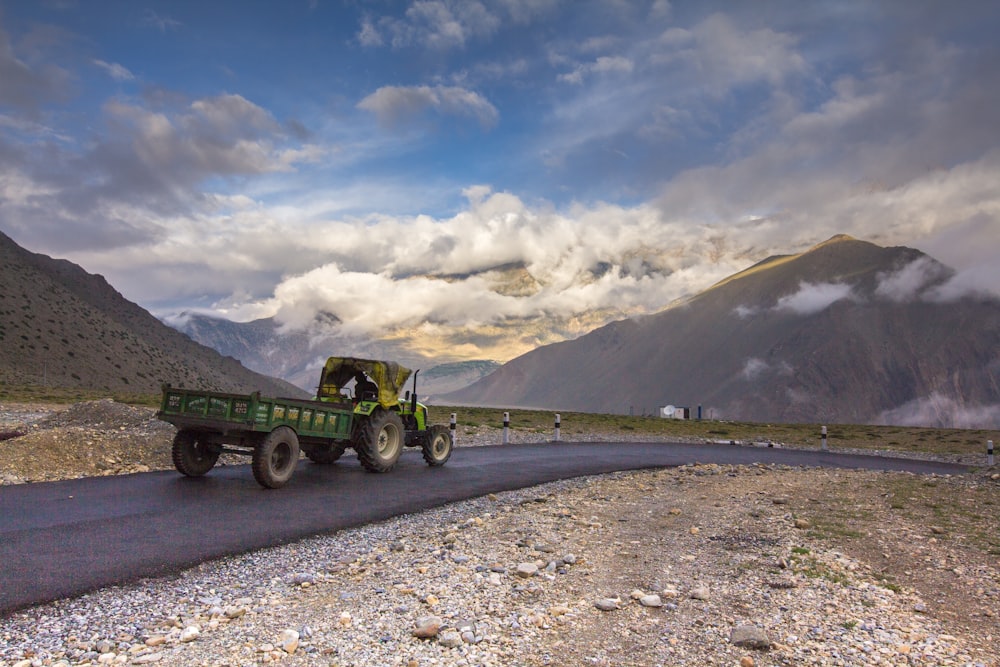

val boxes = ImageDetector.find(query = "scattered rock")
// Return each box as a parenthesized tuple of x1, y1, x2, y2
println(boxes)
(730, 624, 771, 650)
(690, 587, 710, 601)
(594, 598, 620, 611)
(438, 630, 463, 648)
(516, 562, 539, 578)
(278, 629, 299, 654)
(413, 616, 443, 638)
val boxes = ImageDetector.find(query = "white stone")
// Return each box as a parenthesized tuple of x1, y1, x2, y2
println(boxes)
(515, 562, 538, 578)
(279, 629, 299, 654)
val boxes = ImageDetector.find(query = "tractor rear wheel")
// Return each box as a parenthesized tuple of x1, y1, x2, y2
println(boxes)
(253, 426, 300, 489)
(355, 409, 404, 473)
(306, 441, 348, 464)
(421, 425, 453, 466)
(172, 429, 220, 477)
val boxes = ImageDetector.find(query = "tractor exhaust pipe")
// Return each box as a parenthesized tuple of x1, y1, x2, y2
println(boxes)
(410, 370, 420, 414)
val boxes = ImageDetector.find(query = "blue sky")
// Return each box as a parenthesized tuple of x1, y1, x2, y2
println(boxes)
(2, 0, 999, 364)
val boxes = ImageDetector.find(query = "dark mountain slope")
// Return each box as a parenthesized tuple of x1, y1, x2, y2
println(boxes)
(447, 236, 1000, 426)
(0, 231, 306, 397)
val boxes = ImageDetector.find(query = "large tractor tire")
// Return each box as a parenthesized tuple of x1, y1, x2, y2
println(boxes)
(354, 409, 404, 473)
(252, 426, 300, 489)
(172, 429, 220, 477)
(421, 425, 453, 466)
(306, 441, 348, 464)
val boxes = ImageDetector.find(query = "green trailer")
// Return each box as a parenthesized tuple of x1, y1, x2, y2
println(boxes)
(157, 357, 452, 488)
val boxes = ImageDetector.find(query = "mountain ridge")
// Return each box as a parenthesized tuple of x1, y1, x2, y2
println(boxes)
(445, 237, 1000, 427)
(0, 230, 306, 397)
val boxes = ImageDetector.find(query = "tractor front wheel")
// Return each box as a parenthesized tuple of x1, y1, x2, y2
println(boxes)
(421, 425, 453, 466)
(253, 426, 300, 489)
(172, 429, 220, 477)
(355, 409, 404, 473)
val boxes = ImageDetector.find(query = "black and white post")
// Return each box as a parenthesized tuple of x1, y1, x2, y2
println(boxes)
(502, 412, 510, 445)
(821, 425, 828, 451)
(989, 439, 994, 467)
(553, 413, 561, 442)
(450, 412, 457, 446)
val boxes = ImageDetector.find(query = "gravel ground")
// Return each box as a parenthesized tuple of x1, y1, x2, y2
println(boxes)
(1, 401, 998, 666)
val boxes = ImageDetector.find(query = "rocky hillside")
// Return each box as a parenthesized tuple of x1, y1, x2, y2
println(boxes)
(448, 236, 1000, 427)
(0, 231, 307, 397)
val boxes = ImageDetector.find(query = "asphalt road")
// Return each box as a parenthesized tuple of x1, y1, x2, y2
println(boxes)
(0, 441, 972, 616)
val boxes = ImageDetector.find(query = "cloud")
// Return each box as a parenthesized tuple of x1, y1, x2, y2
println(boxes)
(361, 1, 501, 50)
(874, 392, 1000, 429)
(80, 188, 750, 361)
(357, 85, 499, 129)
(920, 212, 1000, 302)
(359, 0, 556, 50)
(141, 10, 181, 32)
(653, 13, 808, 94)
(0, 22, 72, 111)
(0, 91, 323, 253)
(741, 357, 768, 380)
(774, 282, 854, 315)
(874, 256, 950, 302)
(558, 55, 634, 85)
(93, 59, 134, 81)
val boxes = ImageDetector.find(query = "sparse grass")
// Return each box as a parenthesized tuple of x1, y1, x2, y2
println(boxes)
(0, 383, 160, 407)
(426, 405, 998, 459)
(791, 553, 852, 585)
(1, 385, 996, 460)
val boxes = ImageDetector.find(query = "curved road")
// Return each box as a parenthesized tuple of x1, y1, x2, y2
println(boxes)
(0, 441, 971, 616)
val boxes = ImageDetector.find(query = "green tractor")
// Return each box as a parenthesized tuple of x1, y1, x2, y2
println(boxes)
(313, 356, 453, 472)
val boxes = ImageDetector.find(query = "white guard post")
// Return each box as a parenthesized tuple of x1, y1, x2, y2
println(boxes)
(502, 412, 510, 445)
(553, 413, 561, 442)
(821, 425, 828, 451)
(450, 413, 457, 446)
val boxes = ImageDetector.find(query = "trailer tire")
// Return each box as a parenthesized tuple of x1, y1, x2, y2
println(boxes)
(307, 442, 348, 464)
(253, 426, 300, 489)
(172, 429, 220, 477)
(355, 409, 404, 473)
(421, 425, 453, 466)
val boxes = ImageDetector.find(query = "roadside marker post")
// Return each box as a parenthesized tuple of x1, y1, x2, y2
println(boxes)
(989, 440, 994, 466)
(821, 425, 828, 451)
(553, 414, 561, 442)
(502, 412, 510, 445)
(450, 413, 457, 446)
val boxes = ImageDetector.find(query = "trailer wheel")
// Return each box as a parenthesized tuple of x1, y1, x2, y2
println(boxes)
(172, 429, 220, 477)
(306, 442, 348, 464)
(421, 425, 453, 466)
(355, 409, 404, 473)
(253, 426, 300, 489)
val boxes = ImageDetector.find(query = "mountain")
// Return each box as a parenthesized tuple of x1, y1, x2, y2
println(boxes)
(168, 313, 500, 398)
(169, 313, 324, 391)
(418, 360, 502, 398)
(0, 231, 307, 398)
(446, 236, 1000, 427)
(171, 313, 501, 395)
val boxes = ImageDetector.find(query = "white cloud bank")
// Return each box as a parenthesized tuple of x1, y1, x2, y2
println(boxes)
(774, 282, 854, 315)
(875, 392, 1000, 429)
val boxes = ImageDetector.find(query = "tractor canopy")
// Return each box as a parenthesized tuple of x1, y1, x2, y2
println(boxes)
(316, 356, 412, 408)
